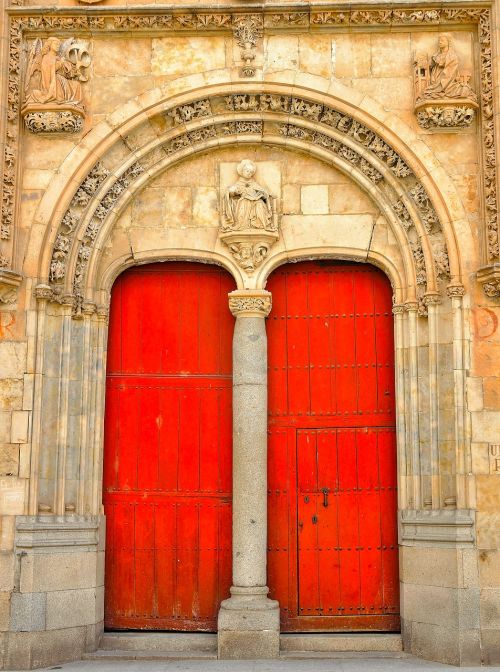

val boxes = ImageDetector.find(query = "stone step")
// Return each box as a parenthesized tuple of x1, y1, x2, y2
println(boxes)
(280, 633, 403, 653)
(99, 632, 217, 652)
(84, 649, 217, 661)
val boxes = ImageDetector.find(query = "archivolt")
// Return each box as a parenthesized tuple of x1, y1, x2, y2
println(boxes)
(36, 78, 465, 312)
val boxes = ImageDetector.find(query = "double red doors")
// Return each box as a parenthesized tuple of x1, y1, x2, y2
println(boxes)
(103, 263, 234, 631)
(267, 262, 400, 631)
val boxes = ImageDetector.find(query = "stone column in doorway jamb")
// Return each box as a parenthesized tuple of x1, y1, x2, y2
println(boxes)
(218, 289, 280, 659)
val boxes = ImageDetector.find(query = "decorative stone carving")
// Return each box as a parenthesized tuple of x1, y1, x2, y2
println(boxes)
(232, 15, 263, 77)
(228, 290, 272, 318)
(414, 34, 478, 129)
(220, 160, 279, 273)
(23, 110, 84, 133)
(477, 264, 500, 298)
(0, 269, 22, 304)
(22, 37, 90, 133)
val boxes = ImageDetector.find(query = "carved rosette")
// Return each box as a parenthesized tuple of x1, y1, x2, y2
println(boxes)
(228, 290, 272, 318)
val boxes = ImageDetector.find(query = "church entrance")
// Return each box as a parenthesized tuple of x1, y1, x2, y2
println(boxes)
(103, 262, 234, 631)
(267, 261, 400, 632)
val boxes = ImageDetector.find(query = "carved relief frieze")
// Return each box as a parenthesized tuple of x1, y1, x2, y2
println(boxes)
(22, 37, 91, 134)
(220, 159, 279, 274)
(413, 33, 478, 129)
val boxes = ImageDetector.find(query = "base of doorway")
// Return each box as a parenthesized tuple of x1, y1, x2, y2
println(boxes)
(84, 632, 403, 661)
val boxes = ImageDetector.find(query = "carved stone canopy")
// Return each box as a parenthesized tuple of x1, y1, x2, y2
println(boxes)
(220, 159, 279, 274)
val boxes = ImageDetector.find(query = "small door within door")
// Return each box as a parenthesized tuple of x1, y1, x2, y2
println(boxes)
(296, 427, 399, 628)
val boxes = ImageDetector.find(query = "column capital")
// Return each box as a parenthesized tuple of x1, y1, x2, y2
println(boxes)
(228, 290, 272, 318)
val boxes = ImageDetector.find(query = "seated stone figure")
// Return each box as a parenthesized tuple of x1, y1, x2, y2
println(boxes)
(418, 33, 477, 101)
(222, 159, 274, 231)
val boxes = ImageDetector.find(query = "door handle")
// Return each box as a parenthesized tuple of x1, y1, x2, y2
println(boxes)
(322, 488, 329, 508)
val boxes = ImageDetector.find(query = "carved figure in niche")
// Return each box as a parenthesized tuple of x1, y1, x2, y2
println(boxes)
(414, 34, 477, 103)
(219, 160, 279, 274)
(413, 34, 477, 129)
(22, 37, 91, 133)
(24, 38, 89, 109)
(222, 160, 276, 232)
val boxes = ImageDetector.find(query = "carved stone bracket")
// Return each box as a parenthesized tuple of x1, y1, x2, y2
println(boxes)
(0, 268, 22, 304)
(415, 101, 478, 129)
(23, 108, 84, 134)
(221, 231, 280, 274)
(228, 290, 272, 318)
(477, 264, 500, 298)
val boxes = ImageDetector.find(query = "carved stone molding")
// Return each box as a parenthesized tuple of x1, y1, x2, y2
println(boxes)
(228, 290, 272, 318)
(15, 515, 101, 553)
(400, 509, 475, 547)
(477, 264, 500, 298)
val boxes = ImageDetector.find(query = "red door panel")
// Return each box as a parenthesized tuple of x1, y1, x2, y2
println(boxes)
(103, 263, 234, 631)
(267, 261, 399, 632)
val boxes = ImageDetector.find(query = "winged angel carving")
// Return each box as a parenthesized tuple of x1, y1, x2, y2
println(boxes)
(23, 37, 90, 111)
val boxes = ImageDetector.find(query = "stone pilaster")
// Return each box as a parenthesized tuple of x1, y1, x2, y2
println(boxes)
(217, 290, 279, 659)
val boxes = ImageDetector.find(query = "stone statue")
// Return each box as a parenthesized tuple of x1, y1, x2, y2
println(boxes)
(222, 159, 276, 232)
(219, 160, 279, 273)
(415, 34, 477, 102)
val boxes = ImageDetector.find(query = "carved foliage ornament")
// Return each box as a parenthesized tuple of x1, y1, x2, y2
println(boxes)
(220, 159, 279, 274)
(228, 293, 272, 317)
(232, 15, 263, 77)
(22, 37, 91, 134)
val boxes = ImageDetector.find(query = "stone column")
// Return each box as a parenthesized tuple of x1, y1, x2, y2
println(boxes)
(217, 289, 280, 659)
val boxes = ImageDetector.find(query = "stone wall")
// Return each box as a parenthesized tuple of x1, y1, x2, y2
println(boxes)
(0, 0, 499, 667)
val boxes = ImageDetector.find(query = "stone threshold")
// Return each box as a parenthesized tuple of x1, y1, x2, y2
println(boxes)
(85, 632, 403, 660)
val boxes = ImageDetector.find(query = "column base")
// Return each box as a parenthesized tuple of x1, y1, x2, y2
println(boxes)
(217, 586, 280, 659)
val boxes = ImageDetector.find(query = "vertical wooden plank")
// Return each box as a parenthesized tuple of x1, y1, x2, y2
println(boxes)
(155, 502, 177, 619)
(116, 386, 139, 492)
(134, 503, 155, 617)
(332, 270, 357, 415)
(267, 269, 289, 418)
(158, 387, 180, 492)
(198, 503, 218, 620)
(286, 271, 310, 416)
(176, 501, 199, 620)
(178, 388, 201, 493)
(107, 280, 122, 373)
(354, 272, 378, 417)
(307, 271, 333, 417)
(198, 271, 220, 374)
(199, 388, 219, 493)
(137, 386, 160, 491)
(179, 271, 200, 374)
(140, 271, 163, 374)
(297, 430, 320, 615)
(119, 272, 143, 374)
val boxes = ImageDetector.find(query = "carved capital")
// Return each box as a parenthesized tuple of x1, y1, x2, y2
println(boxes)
(228, 290, 272, 318)
(446, 282, 466, 298)
(405, 301, 420, 312)
(392, 304, 405, 315)
(34, 283, 53, 301)
(423, 292, 441, 306)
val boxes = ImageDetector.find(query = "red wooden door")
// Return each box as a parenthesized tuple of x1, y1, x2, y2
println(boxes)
(103, 262, 234, 631)
(267, 261, 399, 631)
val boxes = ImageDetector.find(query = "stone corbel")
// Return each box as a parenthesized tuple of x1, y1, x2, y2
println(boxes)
(0, 268, 22, 304)
(415, 100, 478, 130)
(477, 264, 500, 298)
(221, 230, 279, 275)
